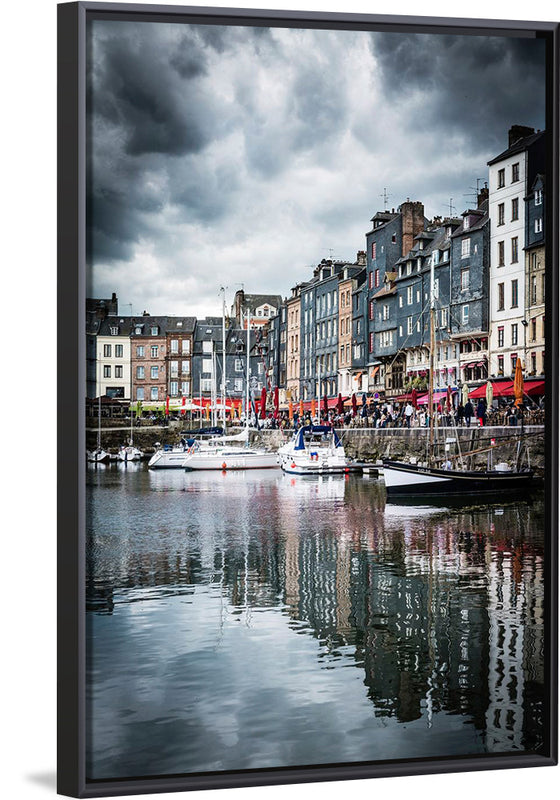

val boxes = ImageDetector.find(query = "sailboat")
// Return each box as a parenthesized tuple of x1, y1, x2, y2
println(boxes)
(182, 303, 278, 471)
(87, 395, 111, 463)
(117, 405, 143, 462)
(383, 262, 534, 497)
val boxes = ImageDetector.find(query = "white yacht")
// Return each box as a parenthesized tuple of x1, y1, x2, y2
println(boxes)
(277, 425, 349, 475)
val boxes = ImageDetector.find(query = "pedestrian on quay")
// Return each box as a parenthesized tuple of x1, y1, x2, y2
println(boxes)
(404, 402, 414, 428)
(464, 399, 474, 427)
(476, 398, 487, 427)
(456, 402, 465, 426)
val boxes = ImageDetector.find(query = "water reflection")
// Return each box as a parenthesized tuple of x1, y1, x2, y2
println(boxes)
(86, 467, 545, 779)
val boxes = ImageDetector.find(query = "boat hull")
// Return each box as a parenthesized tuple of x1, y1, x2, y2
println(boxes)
(148, 450, 189, 469)
(183, 450, 279, 470)
(383, 460, 534, 496)
(278, 453, 350, 475)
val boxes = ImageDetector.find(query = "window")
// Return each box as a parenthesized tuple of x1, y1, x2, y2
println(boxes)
(151, 345, 158, 358)
(181, 361, 190, 375)
(498, 241, 505, 267)
(511, 237, 519, 263)
(463, 215, 470, 230)
(441, 308, 448, 328)
(234, 358, 243, 372)
(407, 316, 413, 335)
(511, 279, 518, 308)
(535, 188, 543, 205)
(201, 379, 212, 392)
(398, 295, 403, 308)
(151, 366, 158, 379)
(368, 272, 373, 290)
(103, 344, 111, 357)
(511, 354, 518, 372)
(115, 344, 123, 358)
(202, 358, 212, 374)
(498, 203, 505, 225)
(369, 332, 374, 352)
(134, 325, 143, 335)
(498, 326, 504, 347)
(416, 289, 420, 303)
(531, 276, 538, 305)
(103, 365, 111, 378)
(498, 168, 505, 188)
(511, 323, 518, 346)
(136, 366, 145, 379)
(371, 241, 376, 259)
(531, 352, 537, 374)
(136, 387, 144, 401)
(461, 269, 469, 291)
(512, 162, 519, 182)
(461, 238, 470, 258)
(115, 365, 123, 378)
(498, 283, 505, 311)
(170, 361, 178, 377)
(110, 326, 119, 335)
(202, 341, 212, 354)
(531, 317, 537, 341)
(511, 197, 519, 220)
(151, 387, 158, 400)
(170, 339, 179, 353)
(391, 233, 397, 243)
(462, 305, 469, 325)
(136, 345, 144, 358)
(170, 381, 178, 397)
(150, 326, 158, 336)
(181, 381, 190, 395)
(182, 339, 190, 354)
(406, 286, 413, 305)
(375, 269, 380, 288)
(434, 278, 439, 299)
(234, 379, 243, 392)
(535, 218, 543, 234)
(497, 354, 504, 375)
(382, 304, 389, 321)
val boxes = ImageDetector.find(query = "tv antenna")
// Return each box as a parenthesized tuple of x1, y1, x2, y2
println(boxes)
(379, 187, 390, 210)
(462, 178, 485, 206)
(444, 198, 457, 217)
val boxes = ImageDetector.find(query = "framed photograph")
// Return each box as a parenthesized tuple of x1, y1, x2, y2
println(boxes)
(58, 2, 559, 797)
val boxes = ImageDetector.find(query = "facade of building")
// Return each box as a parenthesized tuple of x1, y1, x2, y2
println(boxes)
(286, 287, 302, 403)
(130, 316, 168, 403)
(165, 317, 196, 400)
(232, 290, 283, 329)
(488, 126, 545, 378)
(313, 261, 342, 399)
(96, 316, 133, 399)
(524, 173, 546, 377)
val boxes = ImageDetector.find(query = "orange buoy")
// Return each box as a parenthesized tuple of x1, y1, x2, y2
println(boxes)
(222, 462, 227, 470)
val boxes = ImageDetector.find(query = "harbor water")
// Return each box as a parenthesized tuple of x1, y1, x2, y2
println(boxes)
(86, 465, 546, 780)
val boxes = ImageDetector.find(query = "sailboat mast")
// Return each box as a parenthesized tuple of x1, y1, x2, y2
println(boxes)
(428, 255, 436, 460)
(221, 287, 227, 432)
(212, 343, 217, 428)
(246, 310, 250, 429)
(97, 394, 101, 449)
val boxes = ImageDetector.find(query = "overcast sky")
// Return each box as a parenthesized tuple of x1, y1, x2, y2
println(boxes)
(86, 19, 546, 318)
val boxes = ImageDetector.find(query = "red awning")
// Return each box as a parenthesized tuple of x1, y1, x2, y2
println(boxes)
(469, 381, 513, 399)
(523, 380, 545, 396)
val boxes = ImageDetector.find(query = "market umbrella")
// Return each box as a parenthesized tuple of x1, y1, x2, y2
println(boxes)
(180, 396, 186, 416)
(445, 385, 453, 412)
(411, 388, 418, 409)
(513, 358, 524, 407)
(311, 397, 316, 418)
(260, 387, 267, 419)
(165, 395, 170, 416)
(288, 400, 293, 421)
(299, 399, 304, 417)
(361, 392, 367, 406)
(136, 400, 142, 418)
(462, 383, 469, 405)
(336, 393, 344, 415)
(273, 386, 279, 419)
(351, 393, 357, 417)
(485, 380, 494, 408)
(322, 394, 328, 416)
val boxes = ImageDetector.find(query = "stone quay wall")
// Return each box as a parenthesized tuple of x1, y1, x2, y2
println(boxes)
(87, 421, 545, 473)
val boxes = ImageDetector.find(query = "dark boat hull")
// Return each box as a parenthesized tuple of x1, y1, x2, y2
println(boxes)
(383, 460, 534, 497)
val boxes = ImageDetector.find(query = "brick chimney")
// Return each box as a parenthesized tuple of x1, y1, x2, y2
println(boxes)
(508, 125, 535, 147)
(477, 183, 489, 208)
(356, 250, 366, 266)
(400, 201, 424, 257)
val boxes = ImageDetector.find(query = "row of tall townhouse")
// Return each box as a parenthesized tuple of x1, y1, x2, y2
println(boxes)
(264, 125, 546, 404)
(86, 292, 278, 405)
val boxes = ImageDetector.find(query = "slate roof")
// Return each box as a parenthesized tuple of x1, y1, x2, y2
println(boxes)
(487, 130, 544, 166)
(97, 316, 134, 336)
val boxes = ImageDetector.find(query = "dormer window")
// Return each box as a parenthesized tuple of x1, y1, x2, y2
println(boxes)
(419, 240, 424, 250)
(110, 326, 119, 335)
(176, 321, 182, 327)
(463, 216, 470, 230)
(135, 325, 142, 335)
(151, 326, 158, 336)
(535, 189, 543, 205)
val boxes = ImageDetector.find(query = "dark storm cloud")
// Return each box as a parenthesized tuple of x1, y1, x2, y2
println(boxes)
(370, 32, 546, 153)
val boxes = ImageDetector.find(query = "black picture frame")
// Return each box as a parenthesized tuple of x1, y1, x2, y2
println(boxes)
(58, 3, 559, 797)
